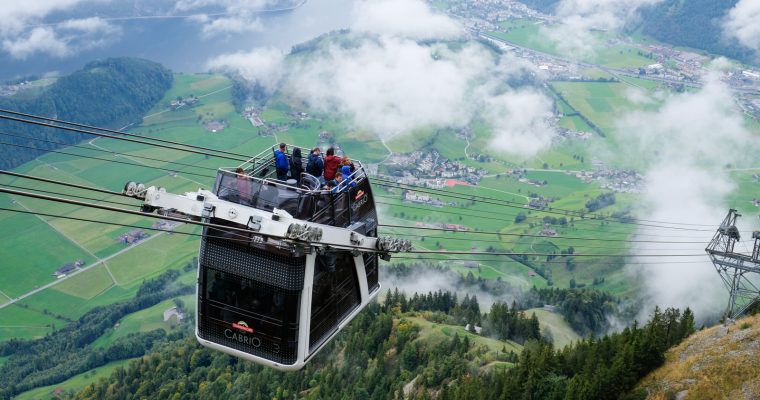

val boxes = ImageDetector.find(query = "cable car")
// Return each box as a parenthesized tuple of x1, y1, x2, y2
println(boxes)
(125, 144, 410, 370)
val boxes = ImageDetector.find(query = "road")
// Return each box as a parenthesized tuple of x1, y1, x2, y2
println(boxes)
(0, 230, 166, 310)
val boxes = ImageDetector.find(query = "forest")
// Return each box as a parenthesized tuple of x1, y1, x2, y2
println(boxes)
(636, 0, 754, 65)
(0, 57, 173, 169)
(0, 269, 193, 399)
(64, 299, 694, 400)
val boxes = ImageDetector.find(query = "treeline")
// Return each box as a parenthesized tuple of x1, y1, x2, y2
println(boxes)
(524, 287, 619, 335)
(441, 307, 695, 400)
(65, 305, 694, 400)
(585, 192, 616, 212)
(0, 57, 172, 169)
(0, 269, 193, 399)
(384, 289, 542, 345)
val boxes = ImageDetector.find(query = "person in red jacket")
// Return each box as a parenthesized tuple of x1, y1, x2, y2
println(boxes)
(323, 147, 341, 181)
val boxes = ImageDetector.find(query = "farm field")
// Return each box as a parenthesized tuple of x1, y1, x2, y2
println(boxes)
(0, 74, 255, 341)
(488, 19, 654, 69)
(92, 294, 194, 348)
(406, 315, 522, 361)
(14, 358, 136, 400)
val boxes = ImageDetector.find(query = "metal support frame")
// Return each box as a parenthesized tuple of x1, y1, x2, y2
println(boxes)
(705, 209, 760, 320)
(125, 184, 412, 255)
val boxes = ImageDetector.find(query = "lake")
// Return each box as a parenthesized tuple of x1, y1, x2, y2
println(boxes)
(0, 0, 356, 81)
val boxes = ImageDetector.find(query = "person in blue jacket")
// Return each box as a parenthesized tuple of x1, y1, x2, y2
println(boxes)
(306, 147, 324, 181)
(274, 143, 289, 181)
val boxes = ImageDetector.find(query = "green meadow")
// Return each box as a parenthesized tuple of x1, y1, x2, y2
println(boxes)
(14, 358, 136, 400)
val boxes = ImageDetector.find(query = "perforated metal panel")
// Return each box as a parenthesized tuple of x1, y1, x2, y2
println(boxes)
(200, 236, 305, 291)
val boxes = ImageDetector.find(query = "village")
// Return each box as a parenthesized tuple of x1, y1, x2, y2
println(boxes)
(383, 149, 489, 185)
(442, 0, 760, 108)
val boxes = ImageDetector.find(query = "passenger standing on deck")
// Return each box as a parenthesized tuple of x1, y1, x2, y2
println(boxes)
(274, 143, 289, 181)
(306, 147, 324, 181)
(341, 156, 355, 173)
(323, 147, 341, 182)
(235, 167, 252, 204)
(290, 147, 304, 185)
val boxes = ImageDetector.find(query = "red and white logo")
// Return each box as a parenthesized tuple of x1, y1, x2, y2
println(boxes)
(232, 321, 254, 333)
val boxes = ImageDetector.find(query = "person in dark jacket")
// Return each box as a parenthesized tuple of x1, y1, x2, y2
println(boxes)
(323, 147, 341, 181)
(289, 147, 304, 185)
(306, 147, 324, 180)
(274, 143, 289, 181)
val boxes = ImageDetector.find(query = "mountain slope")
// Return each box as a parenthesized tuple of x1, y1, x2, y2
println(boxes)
(0, 57, 173, 169)
(638, 313, 760, 399)
(635, 0, 755, 65)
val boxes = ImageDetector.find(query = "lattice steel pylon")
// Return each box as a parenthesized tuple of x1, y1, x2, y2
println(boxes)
(705, 209, 760, 320)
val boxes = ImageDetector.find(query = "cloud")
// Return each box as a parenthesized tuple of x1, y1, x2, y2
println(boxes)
(57, 16, 116, 33)
(484, 90, 555, 156)
(176, 0, 272, 39)
(2, 27, 70, 59)
(351, 0, 463, 40)
(208, 0, 554, 157)
(205, 47, 285, 92)
(616, 74, 757, 320)
(0, 0, 88, 36)
(544, 0, 663, 57)
(199, 16, 264, 37)
(286, 36, 554, 157)
(382, 264, 521, 312)
(723, 0, 760, 53)
(0, 2, 121, 59)
(173, 0, 273, 13)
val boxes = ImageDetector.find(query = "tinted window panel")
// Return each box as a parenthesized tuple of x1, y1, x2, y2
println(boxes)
(309, 252, 361, 352)
(199, 267, 300, 365)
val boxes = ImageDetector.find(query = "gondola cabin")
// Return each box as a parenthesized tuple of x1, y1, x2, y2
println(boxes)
(128, 144, 409, 371)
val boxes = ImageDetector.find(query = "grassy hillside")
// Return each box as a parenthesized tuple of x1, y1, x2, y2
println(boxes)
(15, 359, 136, 400)
(526, 307, 581, 348)
(0, 58, 173, 169)
(637, 313, 760, 399)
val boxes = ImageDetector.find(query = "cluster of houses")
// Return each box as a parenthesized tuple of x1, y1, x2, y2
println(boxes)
(447, 0, 548, 31)
(387, 150, 488, 185)
(403, 191, 445, 207)
(0, 81, 31, 97)
(169, 96, 198, 110)
(243, 107, 264, 127)
(527, 195, 554, 210)
(53, 260, 85, 278)
(412, 221, 469, 232)
(152, 219, 182, 231)
(574, 166, 644, 193)
(117, 229, 149, 244)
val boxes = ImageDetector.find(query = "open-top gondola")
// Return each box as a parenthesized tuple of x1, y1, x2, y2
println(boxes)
(125, 144, 410, 370)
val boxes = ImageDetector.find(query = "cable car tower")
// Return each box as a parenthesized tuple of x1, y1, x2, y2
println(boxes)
(705, 209, 760, 320)
(125, 144, 411, 370)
